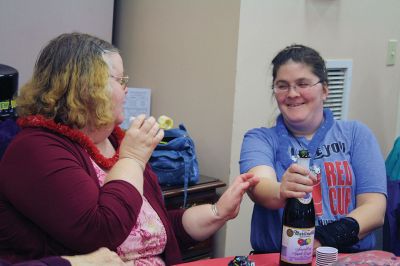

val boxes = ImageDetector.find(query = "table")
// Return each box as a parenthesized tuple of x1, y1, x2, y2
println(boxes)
(174, 253, 348, 266)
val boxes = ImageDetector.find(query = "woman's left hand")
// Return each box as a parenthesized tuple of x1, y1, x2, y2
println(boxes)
(182, 173, 259, 241)
(215, 173, 259, 220)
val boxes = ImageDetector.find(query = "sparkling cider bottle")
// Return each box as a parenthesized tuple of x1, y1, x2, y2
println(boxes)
(279, 149, 315, 266)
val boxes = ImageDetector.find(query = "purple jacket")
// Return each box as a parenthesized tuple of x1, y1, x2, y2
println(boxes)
(0, 257, 70, 266)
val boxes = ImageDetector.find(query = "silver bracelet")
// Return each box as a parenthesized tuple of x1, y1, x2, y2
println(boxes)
(211, 203, 219, 217)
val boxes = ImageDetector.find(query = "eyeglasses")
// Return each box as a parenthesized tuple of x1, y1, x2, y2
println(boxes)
(273, 80, 321, 94)
(110, 75, 129, 88)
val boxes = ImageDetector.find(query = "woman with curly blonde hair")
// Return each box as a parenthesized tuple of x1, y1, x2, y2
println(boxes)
(17, 32, 116, 129)
(0, 32, 258, 266)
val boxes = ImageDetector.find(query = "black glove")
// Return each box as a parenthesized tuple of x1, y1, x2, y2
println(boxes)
(315, 217, 360, 252)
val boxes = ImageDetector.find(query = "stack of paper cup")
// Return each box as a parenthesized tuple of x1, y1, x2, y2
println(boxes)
(316, 246, 338, 266)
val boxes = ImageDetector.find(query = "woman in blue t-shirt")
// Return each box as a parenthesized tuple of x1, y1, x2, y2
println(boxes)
(240, 44, 387, 253)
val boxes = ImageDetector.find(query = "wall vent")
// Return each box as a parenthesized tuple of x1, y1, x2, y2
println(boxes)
(324, 60, 352, 120)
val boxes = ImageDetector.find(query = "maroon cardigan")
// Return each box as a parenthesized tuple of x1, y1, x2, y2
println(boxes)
(0, 127, 195, 265)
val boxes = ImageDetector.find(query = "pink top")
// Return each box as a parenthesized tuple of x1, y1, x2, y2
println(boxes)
(92, 159, 167, 265)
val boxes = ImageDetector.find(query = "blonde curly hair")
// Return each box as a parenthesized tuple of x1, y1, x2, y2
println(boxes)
(17, 32, 120, 129)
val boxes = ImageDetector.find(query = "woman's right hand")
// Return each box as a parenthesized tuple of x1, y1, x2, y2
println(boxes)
(119, 114, 164, 169)
(279, 163, 316, 201)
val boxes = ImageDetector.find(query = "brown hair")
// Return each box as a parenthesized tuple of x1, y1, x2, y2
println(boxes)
(17, 32, 119, 129)
(271, 44, 328, 89)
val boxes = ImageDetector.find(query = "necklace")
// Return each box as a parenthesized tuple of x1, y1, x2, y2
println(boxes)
(276, 109, 334, 170)
(288, 130, 308, 155)
(17, 115, 125, 169)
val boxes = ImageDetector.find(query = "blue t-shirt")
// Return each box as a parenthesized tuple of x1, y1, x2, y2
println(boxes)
(240, 116, 387, 253)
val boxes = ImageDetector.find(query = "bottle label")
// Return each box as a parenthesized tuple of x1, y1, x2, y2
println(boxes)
(281, 225, 314, 264)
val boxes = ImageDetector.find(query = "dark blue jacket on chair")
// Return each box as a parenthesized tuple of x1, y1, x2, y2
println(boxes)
(0, 118, 20, 160)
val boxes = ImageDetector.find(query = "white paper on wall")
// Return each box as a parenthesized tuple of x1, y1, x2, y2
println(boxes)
(120, 87, 151, 129)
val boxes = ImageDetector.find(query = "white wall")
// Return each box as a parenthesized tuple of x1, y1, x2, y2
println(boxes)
(225, 0, 400, 256)
(0, 0, 114, 87)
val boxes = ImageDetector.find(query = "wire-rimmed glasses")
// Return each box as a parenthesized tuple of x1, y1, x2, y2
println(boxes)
(273, 80, 321, 94)
(110, 75, 129, 88)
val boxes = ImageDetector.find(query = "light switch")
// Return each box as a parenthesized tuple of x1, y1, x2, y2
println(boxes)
(387, 39, 397, 66)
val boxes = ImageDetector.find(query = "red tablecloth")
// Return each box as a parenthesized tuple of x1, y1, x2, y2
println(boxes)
(174, 253, 348, 266)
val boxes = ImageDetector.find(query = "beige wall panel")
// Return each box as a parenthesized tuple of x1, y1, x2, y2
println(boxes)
(114, 0, 240, 181)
